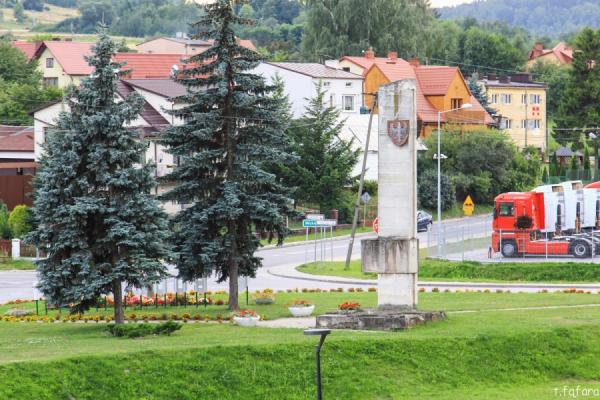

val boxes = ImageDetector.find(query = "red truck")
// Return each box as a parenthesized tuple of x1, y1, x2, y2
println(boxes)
(492, 180, 600, 258)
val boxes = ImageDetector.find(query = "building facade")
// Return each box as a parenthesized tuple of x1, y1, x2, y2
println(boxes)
(251, 62, 364, 117)
(481, 74, 547, 152)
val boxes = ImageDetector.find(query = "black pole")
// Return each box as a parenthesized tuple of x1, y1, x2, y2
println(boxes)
(316, 339, 323, 400)
(304, 329, 330, 400)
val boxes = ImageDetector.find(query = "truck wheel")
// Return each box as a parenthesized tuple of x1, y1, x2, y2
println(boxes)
(501, 241, 518, 257)
(571, 240, 591, 258)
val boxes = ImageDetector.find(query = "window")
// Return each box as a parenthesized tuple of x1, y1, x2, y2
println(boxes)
(342, 67, 350, 72)
(500, 94, 512, 104)
(322, 81, 330, 87)
(329, 94, 334, 107)
(521, 94, 527, 104)
(345, 82, 353, 87)
(451, 98, 463, 109)
(46, 58, 54, 68)
(490, 94, 498, 104)
(530, 94, 542, 104)
(521, 119, 527, 129)
(532, 119, 541, 129)
(342, 95, 354, 111)
(498, 203, 514, 217)
(500, 118, 512, 129)
(43, 77, 58, 87)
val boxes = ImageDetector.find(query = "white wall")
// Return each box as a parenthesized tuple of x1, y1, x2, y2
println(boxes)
(251, 63, 363, 118)
(339, 114, 379, 181)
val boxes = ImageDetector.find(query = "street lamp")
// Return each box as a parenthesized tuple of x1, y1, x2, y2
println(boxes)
(304, 329, 331, 400)
(436, 103, 472, 256)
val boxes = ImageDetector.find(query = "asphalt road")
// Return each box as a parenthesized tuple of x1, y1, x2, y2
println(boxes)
(0, 215, 492, 303)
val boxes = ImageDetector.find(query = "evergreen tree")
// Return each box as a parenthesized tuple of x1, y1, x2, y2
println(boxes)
(27, 29, 169, 324)
(541, 166, 548, 183)
(161, 0, 295, 310)
(584, 147, 591, 171)
(550, 151, 559, 176)
(468, 74, 496, 117)
(279, 82, 359, 213)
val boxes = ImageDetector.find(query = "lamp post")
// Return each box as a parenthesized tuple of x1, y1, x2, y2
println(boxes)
(436, 103, 472, 256)
(304, 329, 331, 400)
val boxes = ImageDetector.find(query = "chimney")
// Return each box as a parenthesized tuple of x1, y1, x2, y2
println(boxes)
(364, 47, 375, 59)
(408, 57, 420, 67)
(488, 72, 497, 81)
(325, 59, 340, 70)
(531, 42, 544, 58)
(500, 76, 511, 84)
(387, 51, 398, 61)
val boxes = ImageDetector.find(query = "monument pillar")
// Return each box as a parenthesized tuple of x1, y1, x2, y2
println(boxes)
(315, 80, 444, 330)
(361, 79, 418, 309)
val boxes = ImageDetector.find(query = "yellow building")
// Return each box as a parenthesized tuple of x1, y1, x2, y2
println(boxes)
(33, 41, 94, 88)
(482, 74, 547, 152)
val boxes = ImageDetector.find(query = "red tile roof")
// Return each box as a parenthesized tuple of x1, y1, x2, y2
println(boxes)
(528, 42, 573, 64)
(346, 55, 493, 125)
(114, 53, 187, 79)
(34, 41, 94, 75)
(0, 126, 34, 152)
(236, 38, 256, 51)
(11, 41, 39, 60)
(364, 60, 442, 123)
(414, 66, 459, 96)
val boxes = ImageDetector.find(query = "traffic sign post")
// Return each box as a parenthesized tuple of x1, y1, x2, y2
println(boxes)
(463, 195, 475, 216)
(303, 217, 338, 266)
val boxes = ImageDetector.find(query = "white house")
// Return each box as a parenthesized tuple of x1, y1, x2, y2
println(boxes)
(251, 62, 364, 117)
(32, 79, 187, 214)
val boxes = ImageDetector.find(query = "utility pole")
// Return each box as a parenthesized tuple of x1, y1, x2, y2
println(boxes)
(345, 93, 377, 270)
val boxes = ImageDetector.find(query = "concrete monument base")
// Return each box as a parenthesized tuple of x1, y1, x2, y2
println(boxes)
(315, 308, 446, 331)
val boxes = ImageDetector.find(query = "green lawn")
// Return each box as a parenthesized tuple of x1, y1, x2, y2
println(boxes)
(2, 291, 600, 398)
(298, 259, 600, 283)
(261, 225, 371, 246)
(0, 259, 34, 271)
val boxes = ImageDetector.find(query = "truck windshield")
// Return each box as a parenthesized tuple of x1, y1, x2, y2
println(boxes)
(498, 203, 514, 217)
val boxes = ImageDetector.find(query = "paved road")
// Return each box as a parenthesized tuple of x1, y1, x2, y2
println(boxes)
(0, 215, 492, 303)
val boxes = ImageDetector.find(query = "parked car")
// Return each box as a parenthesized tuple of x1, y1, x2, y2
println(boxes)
(417, 211, 432, 232)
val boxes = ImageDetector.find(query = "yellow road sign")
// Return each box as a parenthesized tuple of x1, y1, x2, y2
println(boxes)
(463, 195, 475, 216)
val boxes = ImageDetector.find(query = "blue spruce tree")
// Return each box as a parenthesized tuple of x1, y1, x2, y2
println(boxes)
(162, 0, 294, 310)
(28, 29, 169, 324)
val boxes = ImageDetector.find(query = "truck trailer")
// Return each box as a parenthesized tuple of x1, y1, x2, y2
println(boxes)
(492, 180, 600, 258)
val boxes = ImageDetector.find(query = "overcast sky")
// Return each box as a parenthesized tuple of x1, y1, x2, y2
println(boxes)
(430, 0, 477, 7)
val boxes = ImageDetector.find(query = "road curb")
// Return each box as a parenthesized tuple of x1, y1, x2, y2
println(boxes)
(260, 232, 375, 251)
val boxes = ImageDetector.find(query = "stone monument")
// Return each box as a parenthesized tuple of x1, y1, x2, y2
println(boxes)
(316, 80, 445, 330)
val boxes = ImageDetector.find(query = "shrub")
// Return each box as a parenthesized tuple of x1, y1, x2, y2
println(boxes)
(418, 169, 455, 210)
(215, 300, 225, 306)
(7, 205, 32, 239)
(106, 321, 183, 338)
(368, 287, 376, 292)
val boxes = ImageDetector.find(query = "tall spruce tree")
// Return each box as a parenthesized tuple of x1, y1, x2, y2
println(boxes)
(161, 0, 294, 310)
(278, 83, 359, 214)
(28, 29, 169, 324)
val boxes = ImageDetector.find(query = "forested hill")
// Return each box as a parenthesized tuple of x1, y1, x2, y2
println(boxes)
(439, 0, 600, 38)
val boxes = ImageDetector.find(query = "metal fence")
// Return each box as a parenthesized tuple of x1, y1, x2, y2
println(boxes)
(424, 219, 491, 261)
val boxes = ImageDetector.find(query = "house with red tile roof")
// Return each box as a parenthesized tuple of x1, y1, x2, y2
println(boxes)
(33, 40, 94, 87)
(527, 42, 573, 68)
(339, 50, 494, 137)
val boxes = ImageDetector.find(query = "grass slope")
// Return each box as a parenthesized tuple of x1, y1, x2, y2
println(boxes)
(0, 324, 599, 399)
(298, 259, 600, 283)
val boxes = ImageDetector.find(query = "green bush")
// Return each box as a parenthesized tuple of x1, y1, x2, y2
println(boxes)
(106, 321, 183, 338)
(8, 205, 31, 239)
(0, 202, 11, 239)
(418, 169, 456, 210)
